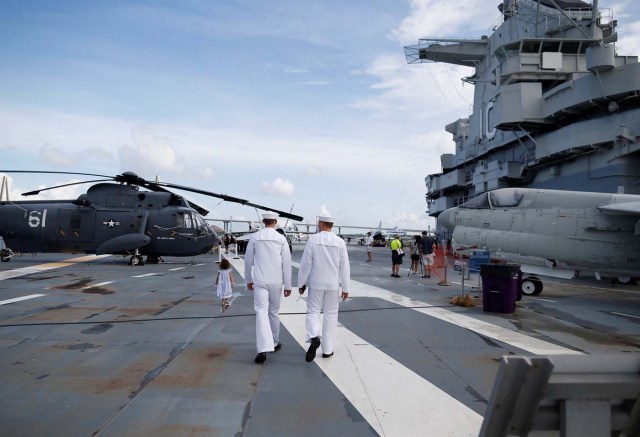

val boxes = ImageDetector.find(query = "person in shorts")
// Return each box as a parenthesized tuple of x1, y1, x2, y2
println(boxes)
(365, 232, 374, 262)
(420, 231, 435, 278)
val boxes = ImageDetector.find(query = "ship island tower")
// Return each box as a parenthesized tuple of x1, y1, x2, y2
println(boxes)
(405, 0, 640, 218)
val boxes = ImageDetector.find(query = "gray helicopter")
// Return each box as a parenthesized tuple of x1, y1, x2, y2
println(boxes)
(437, 188, 640, 295)
(0, 170, 302, 265)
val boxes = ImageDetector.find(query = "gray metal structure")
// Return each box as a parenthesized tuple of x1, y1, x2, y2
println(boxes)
(480, 355, 640, 437)
(405, 0, 640, 218)
(437, 187, 640, 294)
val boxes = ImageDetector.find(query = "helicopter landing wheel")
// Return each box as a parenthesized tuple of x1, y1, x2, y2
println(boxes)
(129, 255, 144, 266)
(1, 249, 13, 262)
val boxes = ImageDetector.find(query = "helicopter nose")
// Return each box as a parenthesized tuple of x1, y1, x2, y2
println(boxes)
(437, 207, 456, 231)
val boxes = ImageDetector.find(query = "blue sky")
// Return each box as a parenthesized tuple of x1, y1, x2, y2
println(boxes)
(1, 0, 639, 231)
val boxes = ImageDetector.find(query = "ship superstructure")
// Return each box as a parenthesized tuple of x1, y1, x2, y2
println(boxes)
(405, 0, 640, 217)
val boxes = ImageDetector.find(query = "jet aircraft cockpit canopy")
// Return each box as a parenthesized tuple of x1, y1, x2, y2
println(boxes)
(490, 188, 524, 207)
(459, 188, 524, 209)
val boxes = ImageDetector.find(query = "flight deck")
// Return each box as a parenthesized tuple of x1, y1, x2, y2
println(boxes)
(0, 244, 639, 436)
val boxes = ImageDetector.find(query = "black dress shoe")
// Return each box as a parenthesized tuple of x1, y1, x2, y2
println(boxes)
(322, 352, 334, 358)
(273, 343, 282, 352)
(254, 352, 266, 363)
(305, 337, 321, 363)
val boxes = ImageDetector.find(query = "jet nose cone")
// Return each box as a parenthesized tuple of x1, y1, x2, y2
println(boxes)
(437, 208, 456, 231)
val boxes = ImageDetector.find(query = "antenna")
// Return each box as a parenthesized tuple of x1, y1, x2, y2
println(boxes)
(1, 176, 9, 202)
(283, 203, 294, 229)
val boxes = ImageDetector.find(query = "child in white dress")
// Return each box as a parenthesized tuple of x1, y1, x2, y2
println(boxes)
(216, 259, 234, 308)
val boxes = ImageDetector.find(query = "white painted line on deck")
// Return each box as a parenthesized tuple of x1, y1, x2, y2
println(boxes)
(0, 294, 46, 306)
(282, 307, 482, 436)
(226, 255, 580, 436)
(0, 255, 111, 281)
(168, 267, 187, 271)
(343, 279, 581, 357)
(611, 311, 640, 320)
(132, 273, 160, 278)
(82, 281, 114, 289)
(229, 255, 481, 436)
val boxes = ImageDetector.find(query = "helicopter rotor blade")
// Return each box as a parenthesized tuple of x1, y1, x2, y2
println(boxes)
(21, 179, 113, 196)
(156, 182, 302, 221)
(243, 202, 303, 222)
(154, 182, 249, 205)
(1, 170, 113, 178)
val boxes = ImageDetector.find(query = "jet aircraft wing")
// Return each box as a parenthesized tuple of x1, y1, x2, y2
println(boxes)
(598, 201, 640, 214)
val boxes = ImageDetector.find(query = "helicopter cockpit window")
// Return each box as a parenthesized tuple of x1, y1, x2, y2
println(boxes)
(459, 193, 490, 209)
(184, 213, 195, 229)
(489, 189, 524, 207)
(195, 215, 207, 228)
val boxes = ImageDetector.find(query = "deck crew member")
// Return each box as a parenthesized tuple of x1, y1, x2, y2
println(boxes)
(244, 211, 292, 364)
(298, 215, 350, 362)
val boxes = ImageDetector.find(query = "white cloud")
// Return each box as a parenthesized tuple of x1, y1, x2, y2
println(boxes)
(0, 173, 86, 201)
(195, 167, 215, 178)
(260, 177, 295, 196)
(390, 0, 500, 44)
(351, 53, 473, 120)
(118, 124, 186, 177)
(39, 145, 77, 167)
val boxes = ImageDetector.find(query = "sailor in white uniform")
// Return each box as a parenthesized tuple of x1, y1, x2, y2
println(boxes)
(298, 215, 350, 362)
(244, 211, 292, 364)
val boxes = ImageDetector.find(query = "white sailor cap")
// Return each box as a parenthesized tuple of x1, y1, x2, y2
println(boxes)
(318, 215, 335, 223)
(262, 211, 279, 220)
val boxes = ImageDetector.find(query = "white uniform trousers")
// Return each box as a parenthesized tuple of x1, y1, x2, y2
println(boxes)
(254, 283, 282, 353)
(305, 288, 340, 355)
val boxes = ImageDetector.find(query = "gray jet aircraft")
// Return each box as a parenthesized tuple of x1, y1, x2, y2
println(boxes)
(437, 188, 640, 295)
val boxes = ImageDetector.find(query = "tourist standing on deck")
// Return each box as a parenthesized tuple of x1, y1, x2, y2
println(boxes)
(244, 211, 292, 364)
(420, 231, 435, 278)
(365, 231, 374, 262)
(298, 215, 350, 362)
(390, 234, 403, 277)
(410, 235, 422, 275)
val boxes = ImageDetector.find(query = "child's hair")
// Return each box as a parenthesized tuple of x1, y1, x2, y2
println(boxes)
(219, 259, 231, 270)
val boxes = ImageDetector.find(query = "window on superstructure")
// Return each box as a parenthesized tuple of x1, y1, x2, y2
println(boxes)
(541, 41, 561, 52)
(522, 40, 540, 53)
(561, 41, 580, 54)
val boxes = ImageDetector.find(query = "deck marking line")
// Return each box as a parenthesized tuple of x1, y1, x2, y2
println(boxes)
(611, 311, 640, 320)
(227, 255, 482, 436)
(0, 255, 111, 281)
(168, 267, 187, 271)
(132, 273, 159, 278)
(342, 278, 582, 357)
(0, 294, 46, 306)
(82, 281, 114, 289)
